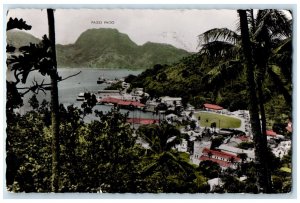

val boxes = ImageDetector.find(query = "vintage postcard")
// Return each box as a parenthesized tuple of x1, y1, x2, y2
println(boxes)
(5, 7, 293, 195)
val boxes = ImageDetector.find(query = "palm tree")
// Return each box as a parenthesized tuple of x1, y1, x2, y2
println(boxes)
(47, 9, 60, 192)
(238, 9, 272, 193)
(137, 121, 181, 154)
(198, 10, 291, 105)
(249, 9, 292, 151)
(137, 121, 197, 192)
(197, 9, 292, 193)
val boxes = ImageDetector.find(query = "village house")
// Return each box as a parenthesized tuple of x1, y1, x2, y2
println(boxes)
(199, 148, 241, 169)
(226, 135, 251, 147)
(97, 90, 121, 99)
(132, 87, 149, 97)
(286, 119, 292, 133)
(121, 81, 130, 89)
(272, 140, 291, 158)
(266, 130, 285, 140)
(191, 141, 211, 165)
(166, 113, 178, 123)
(207, 178, 223, 192)
(175, 139, 188, 153)
(203, 103, 224, 113)
(160, 96, 182, 108)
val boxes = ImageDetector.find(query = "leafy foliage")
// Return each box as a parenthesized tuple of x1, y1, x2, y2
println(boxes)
(237, 141, 254, 150)
(198, 160, 221, 179)
(6, 17, 32, 31)
(6, 101, 210, 192)
(136, 122, 209, 193)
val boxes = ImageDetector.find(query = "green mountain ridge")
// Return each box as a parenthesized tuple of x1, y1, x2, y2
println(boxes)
(57, 28, 191, 69)
(6, 29, 191, 69)
(6, 30, 40, 49)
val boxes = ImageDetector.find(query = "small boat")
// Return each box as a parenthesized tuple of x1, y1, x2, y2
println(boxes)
(76, 92, 85, 101)
(97, 75, 105, 84)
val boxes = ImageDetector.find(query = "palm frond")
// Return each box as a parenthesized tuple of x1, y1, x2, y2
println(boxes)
(270, 38, 292, 81)
(267, 67, 292, 104)
(160, 152, 189, 176)
(199, 41, 238, 60)
(255, 9, 292, 40)
(198, 28, 239, 48)
(141, 159, 160, 176)
(273, 37, 292, 53)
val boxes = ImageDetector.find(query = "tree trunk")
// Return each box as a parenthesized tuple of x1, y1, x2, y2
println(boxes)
(257, 78, 273, 192)
(238, 9, 272, 193)
(47, 9, 60, 192)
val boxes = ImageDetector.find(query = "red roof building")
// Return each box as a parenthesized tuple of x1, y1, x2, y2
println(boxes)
(200, 148, 241, 169)
(99, 97, 121, 104)
(237, 135, 250, 142)
(203, 103, 224, 110)
(286, 121, 292, 133)
(266, 130, 277, 137)
(199, 156, 232, 168)
(99, 97, 145, 108)
(127, 118, 158, 125)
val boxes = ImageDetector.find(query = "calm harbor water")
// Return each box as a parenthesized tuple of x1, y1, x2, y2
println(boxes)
(14, 68, 158, 120)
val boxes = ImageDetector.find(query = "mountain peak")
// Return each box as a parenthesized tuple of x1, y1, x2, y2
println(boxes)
(7, 29, 191, 69)
(6, 30, 40, 48)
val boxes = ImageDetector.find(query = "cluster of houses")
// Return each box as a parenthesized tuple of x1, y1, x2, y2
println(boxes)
(86, 79, 292, 191)
(146, 97, 292, 173)
(185, 133, 255, 169)
(78, 83, 292, 175)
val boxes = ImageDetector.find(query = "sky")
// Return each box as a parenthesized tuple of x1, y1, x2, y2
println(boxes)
(6, 9, 239, 52)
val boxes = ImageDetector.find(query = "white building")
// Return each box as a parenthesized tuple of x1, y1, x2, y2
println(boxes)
(160, 96, 182, 107)
(207, 178, 223, 192)
(121, 82, 130, 89)
(175, 139, 188, 153)
(226, 135, 251, 147)
(192, 141, 211, 165)
(272, 140, 291, 158)
(200, 148, 241, 169)
(97, 90, 121, 99)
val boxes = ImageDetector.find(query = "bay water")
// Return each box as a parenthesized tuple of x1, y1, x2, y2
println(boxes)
(12, 68, 158, 120)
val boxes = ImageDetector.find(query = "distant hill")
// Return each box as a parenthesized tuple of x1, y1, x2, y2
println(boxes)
(6, 29, 191, 69)
(56, 28, 191, 69)
(6, 30, 40, 49)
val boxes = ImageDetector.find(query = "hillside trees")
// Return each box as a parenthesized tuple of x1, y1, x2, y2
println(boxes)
(6, 10, 81, 192)
(197, 9, 292, 117)
(196, 9, 292, 193)
(136, 122, 209, 192)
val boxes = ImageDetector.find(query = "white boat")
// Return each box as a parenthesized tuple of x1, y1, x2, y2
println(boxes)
(76, 92, 85, 101)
